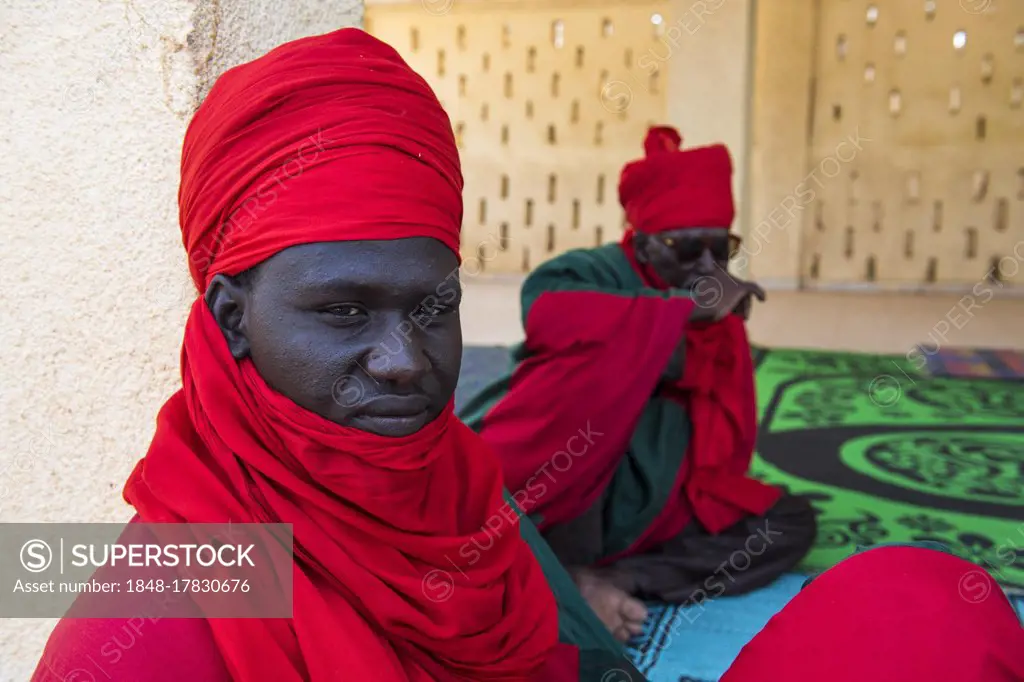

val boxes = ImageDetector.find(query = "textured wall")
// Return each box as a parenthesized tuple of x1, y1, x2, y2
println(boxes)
(665, 0, 754, 277)
(191, 0, 364, 101)
(0, 1, 362, 678)
(747, 0, 816, 287)
(365, 0, 672, 274)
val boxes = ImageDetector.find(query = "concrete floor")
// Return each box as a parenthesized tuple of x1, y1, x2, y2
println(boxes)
(460, 275, 1024, 355)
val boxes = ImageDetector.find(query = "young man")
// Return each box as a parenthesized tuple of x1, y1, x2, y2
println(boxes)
(31, 28, 641, 682)
(460, 127, 818, 641)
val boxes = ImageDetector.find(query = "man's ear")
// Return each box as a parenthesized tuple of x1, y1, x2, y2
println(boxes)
(633, 231, 651, 264)
(204, 273, 251, 360)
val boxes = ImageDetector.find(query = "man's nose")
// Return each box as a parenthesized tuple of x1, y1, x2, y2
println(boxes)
(694, 247, 717, 272)
(363, 318, 432, 386)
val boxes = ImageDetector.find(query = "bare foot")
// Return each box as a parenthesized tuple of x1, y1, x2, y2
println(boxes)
(572, 567, 648, 643)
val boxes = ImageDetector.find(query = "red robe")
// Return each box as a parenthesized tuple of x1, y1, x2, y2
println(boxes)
(722, 545, 1024, 681)
(461, 239, 781, 563)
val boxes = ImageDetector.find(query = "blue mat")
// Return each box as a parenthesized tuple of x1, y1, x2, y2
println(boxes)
(623, 574, 1024, 682)
(625, 573, 808, 681)
(456, 346, 1024, 680)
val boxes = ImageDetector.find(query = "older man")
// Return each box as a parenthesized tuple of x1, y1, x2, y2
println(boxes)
(460, 126, 817, 641)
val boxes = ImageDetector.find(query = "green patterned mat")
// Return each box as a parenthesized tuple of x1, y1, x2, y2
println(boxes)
(750, 347, 1024, 589)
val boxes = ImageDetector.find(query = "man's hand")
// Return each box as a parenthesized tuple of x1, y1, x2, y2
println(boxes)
(688, 268, 765, 323)
(736, 293, 754, 321)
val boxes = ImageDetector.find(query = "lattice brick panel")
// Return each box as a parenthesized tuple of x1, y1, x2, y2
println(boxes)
(803, 1, 1024, 289)
(366, 1, 669, 273)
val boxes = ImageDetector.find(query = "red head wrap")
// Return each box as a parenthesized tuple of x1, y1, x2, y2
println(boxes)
(179, 28, 464, 292)
(124, 28, 564, 682)
(618, 125, 735, 234)
(722, 546, 1024, 681)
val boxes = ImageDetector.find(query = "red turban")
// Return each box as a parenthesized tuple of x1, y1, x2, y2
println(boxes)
(179, 28, 464, 292)
(618, 125, 735, 234)
(123, 28, 567, 682)
(722, 546, 1024, 681)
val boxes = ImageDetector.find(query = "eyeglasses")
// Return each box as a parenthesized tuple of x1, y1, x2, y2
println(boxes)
(659, 233, 742, 262)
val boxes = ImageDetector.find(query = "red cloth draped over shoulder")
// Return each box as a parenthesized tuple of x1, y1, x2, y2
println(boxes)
(34, 28, 572, 682)
(722, 546, 1024, 681)
(479, 254, 697, 540)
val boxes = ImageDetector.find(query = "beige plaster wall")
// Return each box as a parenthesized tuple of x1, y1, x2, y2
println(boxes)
(0, 1, 362, 678)
(746, 0, 817, 287)
(366, 0, 675, 273)
(665, 0, 755, 276)
(364, 0, 757, 274)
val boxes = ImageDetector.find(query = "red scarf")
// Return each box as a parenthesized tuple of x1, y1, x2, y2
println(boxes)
(123, 28, 564, 681)
(125, 303, 559, 681)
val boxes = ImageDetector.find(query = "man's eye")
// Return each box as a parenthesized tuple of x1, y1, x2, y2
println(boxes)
(325, 305, 363, 318)
(418, 303, 452, 317)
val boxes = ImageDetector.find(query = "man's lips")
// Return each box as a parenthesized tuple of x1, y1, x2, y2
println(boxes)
(356, 395, 431, 418)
